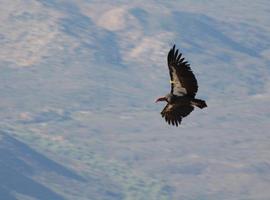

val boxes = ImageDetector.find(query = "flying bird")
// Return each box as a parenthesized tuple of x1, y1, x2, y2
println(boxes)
(155, 45, 207, 126)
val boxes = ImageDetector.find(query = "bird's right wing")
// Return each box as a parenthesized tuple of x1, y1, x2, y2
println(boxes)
(161, 103, 194, 126)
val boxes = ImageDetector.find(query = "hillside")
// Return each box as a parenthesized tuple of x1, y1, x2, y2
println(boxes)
(0, 1, 270, 199)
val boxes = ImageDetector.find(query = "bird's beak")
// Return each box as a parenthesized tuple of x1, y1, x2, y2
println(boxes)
(155, 96, 166, 103)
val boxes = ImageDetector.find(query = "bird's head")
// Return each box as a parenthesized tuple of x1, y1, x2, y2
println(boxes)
(155, 96, 168, 103)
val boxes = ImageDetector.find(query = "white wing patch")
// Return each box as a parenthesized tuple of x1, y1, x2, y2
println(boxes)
(167, 104, 174, 111)
(171, 67, 187, 96)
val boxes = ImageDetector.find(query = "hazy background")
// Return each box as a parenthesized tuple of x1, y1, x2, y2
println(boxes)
(0, 0, 270, 199)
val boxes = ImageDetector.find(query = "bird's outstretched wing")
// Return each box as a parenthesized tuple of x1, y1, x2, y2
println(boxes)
(167, 45, 198, 97)
(161, 103, 194, 126)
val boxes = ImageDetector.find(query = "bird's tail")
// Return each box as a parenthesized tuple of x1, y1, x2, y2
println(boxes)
(192, 99, 207, 109)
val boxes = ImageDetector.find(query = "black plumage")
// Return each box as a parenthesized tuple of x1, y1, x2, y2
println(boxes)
(155, 45, 207, 126)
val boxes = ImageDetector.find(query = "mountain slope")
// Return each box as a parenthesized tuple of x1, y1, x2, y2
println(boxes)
(0, 0, 270, 199)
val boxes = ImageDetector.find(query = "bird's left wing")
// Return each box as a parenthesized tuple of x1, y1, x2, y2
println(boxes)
(167, 45, 198, 97)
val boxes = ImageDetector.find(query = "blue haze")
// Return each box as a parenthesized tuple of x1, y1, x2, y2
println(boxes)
(0, 1, 270, 199)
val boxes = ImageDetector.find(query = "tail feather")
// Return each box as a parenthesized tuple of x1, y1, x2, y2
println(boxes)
(192, 99, 207, 109)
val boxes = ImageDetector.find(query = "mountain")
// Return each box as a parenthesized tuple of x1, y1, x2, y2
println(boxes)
(0, 0, 270, 199)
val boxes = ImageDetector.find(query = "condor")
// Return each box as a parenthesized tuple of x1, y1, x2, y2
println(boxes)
(155, 45, 207, 126)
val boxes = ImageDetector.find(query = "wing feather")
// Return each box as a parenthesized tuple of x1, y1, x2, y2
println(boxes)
(167, 45, 198, 97)
(176, 53, 182, 62)
(161, 104, 194, 126)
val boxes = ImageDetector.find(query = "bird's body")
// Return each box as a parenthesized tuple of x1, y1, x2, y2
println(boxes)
(155, 45, 207, 126)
